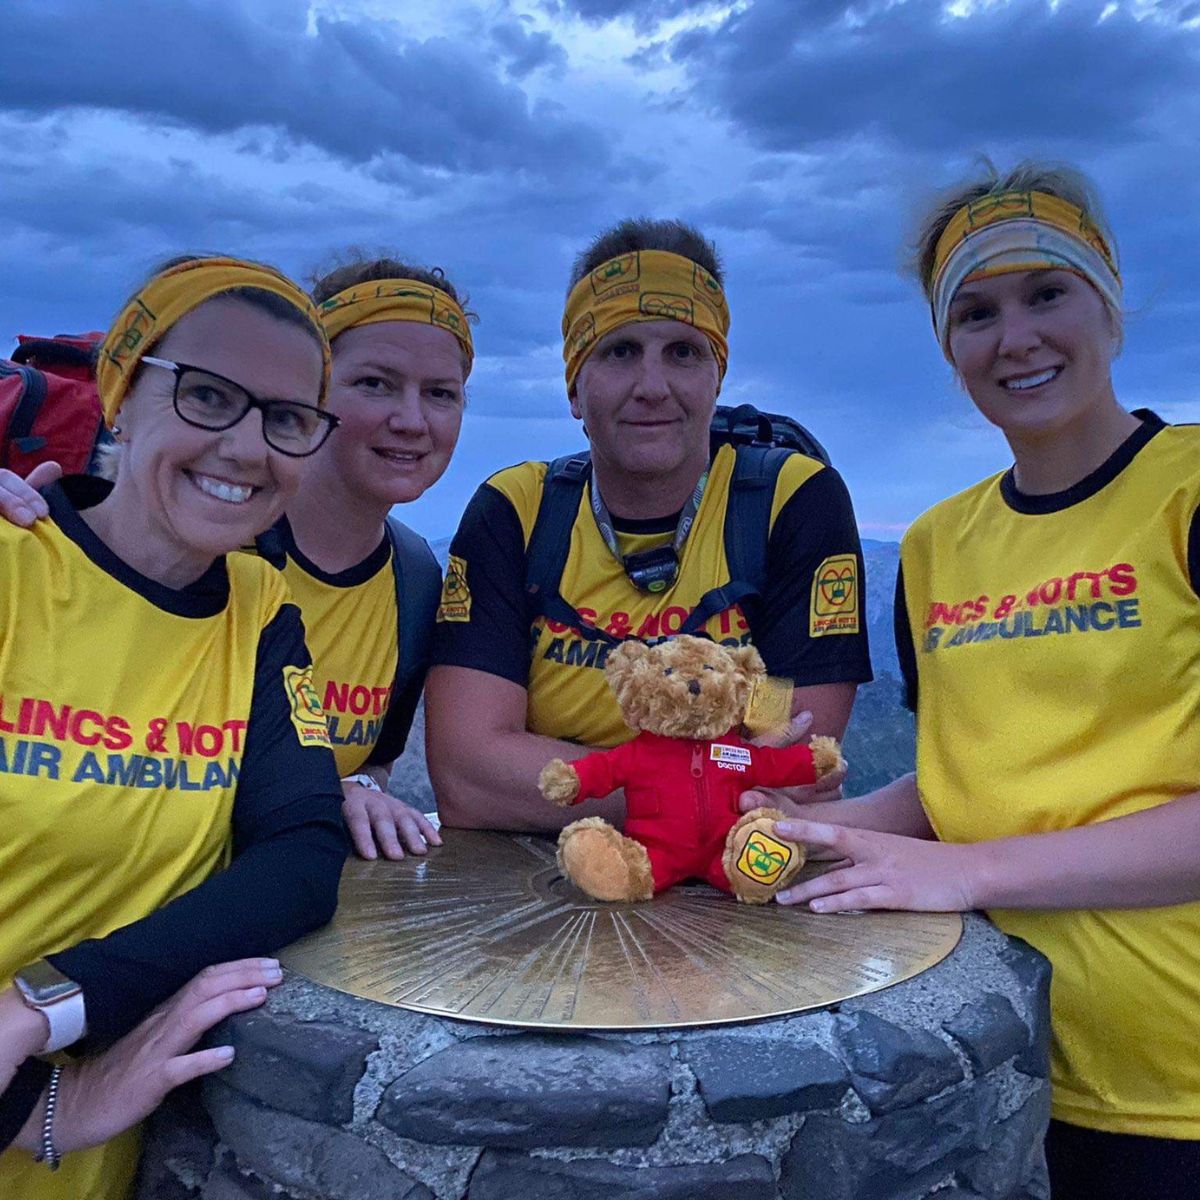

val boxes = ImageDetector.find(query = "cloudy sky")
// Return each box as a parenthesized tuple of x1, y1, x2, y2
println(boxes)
(3, 0, 1197, 539)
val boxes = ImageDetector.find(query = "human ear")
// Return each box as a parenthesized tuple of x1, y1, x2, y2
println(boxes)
(568, 382, 584, 422)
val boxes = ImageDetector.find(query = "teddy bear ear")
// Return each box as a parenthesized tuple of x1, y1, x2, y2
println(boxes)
(731, 644, 766, 681)
(605, 639, 650, 687)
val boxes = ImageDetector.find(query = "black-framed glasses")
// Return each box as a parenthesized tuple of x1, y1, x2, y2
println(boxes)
(140, 357, 339, 457)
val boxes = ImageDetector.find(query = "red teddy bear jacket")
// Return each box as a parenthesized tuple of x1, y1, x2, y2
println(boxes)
(567, 729, 818, 893)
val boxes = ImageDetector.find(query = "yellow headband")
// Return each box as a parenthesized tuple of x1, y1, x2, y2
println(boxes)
(96, 257, 330, 425)
(318, 280, 474, 376)
(929, 190, 1121, 353)
(562, 249, 730, 390)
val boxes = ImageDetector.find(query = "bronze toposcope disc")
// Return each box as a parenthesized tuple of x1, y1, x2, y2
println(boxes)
(280, 828, 962, 1030)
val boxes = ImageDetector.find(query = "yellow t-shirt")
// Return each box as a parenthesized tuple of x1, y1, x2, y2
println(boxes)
(433, 443, 873, 748)
(279, 533, 399, 776)
(0, 486, 327, 1198)
(898, 412, 1200, 1138)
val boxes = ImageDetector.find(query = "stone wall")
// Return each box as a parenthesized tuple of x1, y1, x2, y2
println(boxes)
(137, 914, 1051, 1200)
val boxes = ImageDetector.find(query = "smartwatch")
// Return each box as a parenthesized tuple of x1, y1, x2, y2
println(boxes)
(12, 960, 87, 1053)
(342, 772, 383, 793)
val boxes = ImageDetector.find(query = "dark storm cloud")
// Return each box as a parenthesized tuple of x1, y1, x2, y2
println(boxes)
(0, 146, 374, 247)
(0, 0, 599, 176)
(669, 0, 1199, 152)
(490, 18, 569, 78)
(557, 0, 721, 32)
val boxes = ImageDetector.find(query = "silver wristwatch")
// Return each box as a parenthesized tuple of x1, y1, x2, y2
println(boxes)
(13, 959, 87, 1052)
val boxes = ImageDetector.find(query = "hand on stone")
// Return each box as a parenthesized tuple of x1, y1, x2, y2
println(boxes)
(13, 959, 282, 1156)
(0, 463, 60, 527)
(342, 783, 442, 861)
(771, 820, 978, 913)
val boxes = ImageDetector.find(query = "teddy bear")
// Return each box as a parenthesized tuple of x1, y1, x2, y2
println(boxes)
(538, 635, 845, 905)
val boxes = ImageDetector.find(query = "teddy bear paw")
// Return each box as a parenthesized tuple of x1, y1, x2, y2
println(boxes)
(557, 818, 654, 902)
(539, 758, 581, 806)
(809, 736, 847, 779)
(722, 807, 806, 905)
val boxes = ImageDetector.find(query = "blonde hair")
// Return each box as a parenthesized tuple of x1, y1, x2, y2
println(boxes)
(92, 441, 121, 481)
(908, 158, 1119, 303)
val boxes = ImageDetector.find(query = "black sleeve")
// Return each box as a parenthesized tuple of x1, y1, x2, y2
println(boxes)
(754, 465, 874, 686)
(1189, 505, 1200, 599)
(894, 562, 919, 713)
(0, 1059, 53, 1154)
(48, 603, 348, 1046)
(367, 528, 441, 766)
(429, 483, 531, 686)
(366, 669, 422, 767)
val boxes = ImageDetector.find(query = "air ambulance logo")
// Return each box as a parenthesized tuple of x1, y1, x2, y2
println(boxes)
(736, 831, 794, 886)
(282, 664, 332, 749)
(437, 554, 472, 623)
(810, 554, 860, 637)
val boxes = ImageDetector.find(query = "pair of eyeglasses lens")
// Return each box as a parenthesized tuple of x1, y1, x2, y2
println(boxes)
(142, 358, 337, 457)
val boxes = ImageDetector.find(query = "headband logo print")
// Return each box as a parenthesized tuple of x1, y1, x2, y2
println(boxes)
(639, 292, 693, 322)
(591, 253, 639, 295)
(106, 299, 158, 374)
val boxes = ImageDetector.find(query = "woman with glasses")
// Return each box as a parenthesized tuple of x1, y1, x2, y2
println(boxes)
(2, 255, 472, 864)
(0, 257, 347, 1199)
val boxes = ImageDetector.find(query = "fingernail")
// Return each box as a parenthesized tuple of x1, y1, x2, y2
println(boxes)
(810, 900, 826, 912)
(264, 967, 283, 983)
(248, 986, 267, 999)
(261, 958, 279, 968)
(217, 1046, 235, 1060)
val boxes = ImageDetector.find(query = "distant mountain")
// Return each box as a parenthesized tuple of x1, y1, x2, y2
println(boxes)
(846, 538, 914, 795)
(861, 538, 901, 680)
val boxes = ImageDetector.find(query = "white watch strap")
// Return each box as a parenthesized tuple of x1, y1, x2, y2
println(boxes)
(42, 990, 87, 1053)
(342, 772, 383, 792)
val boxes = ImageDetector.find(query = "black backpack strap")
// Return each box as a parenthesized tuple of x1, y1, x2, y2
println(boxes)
(523, 444, 793, 647)
(524, 452, 623, 642)
(676, 443, 792, 637)
(11, 338, 97, 371)
(0, 363, 49, 457)
(363, 517, 443, 765)
(386, 515, 442, 696)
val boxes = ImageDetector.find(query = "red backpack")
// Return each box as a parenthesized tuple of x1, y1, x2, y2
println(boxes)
(1, 332, 105, 475)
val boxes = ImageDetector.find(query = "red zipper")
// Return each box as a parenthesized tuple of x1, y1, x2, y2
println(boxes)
(691, 742, 709, 828)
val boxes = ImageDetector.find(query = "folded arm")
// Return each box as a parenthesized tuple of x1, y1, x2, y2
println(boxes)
(48, 604, 347, 1044)
(426, 665, 625, 832)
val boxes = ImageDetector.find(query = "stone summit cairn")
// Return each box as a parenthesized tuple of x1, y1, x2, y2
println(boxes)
(136, 913, 1051, 1200)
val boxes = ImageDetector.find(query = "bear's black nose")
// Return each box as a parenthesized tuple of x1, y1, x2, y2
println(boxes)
(687, 679, 701, 696)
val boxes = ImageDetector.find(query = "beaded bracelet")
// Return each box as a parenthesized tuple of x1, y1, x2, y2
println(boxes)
(33, 1064, 62, 1171)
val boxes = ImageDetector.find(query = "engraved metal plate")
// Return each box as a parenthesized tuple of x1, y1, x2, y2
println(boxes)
(280, 829, 962, 1030)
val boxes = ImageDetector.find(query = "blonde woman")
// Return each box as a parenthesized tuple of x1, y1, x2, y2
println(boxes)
(750, 164, 1200, 1199)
